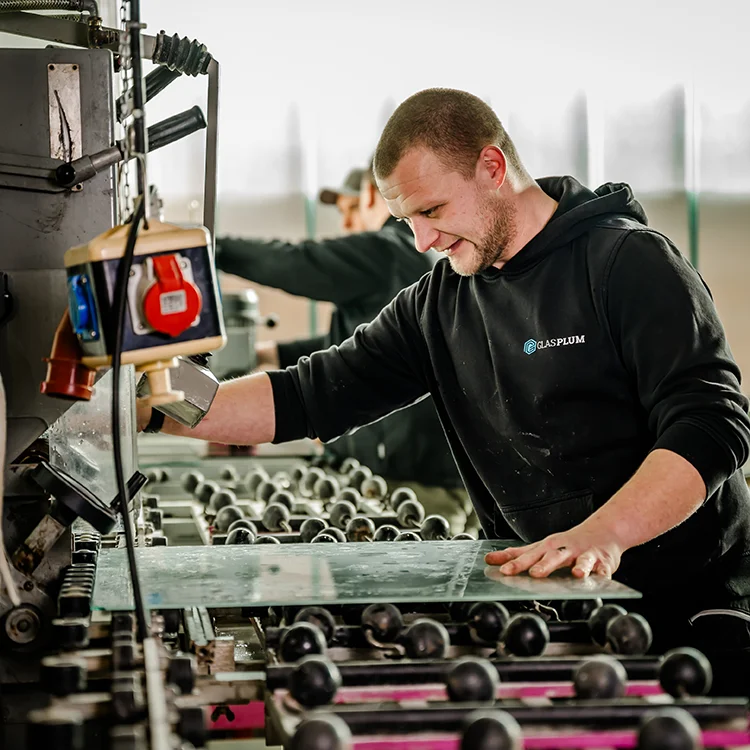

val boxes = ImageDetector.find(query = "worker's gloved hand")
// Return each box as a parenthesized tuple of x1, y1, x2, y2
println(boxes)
(484, 525, 623, 580)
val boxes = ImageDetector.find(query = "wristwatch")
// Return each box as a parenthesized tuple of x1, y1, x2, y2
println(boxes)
(144, 408, 165, 434)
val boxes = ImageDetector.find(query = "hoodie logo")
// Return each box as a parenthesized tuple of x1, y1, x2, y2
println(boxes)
(524, 335, 585, 355)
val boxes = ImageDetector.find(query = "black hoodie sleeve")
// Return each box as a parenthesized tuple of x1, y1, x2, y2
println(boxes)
(266, 282, 431, 444)
(276, 335, 328, 368)
(605, 229, 750, 496)
(215, 234, 398, 306)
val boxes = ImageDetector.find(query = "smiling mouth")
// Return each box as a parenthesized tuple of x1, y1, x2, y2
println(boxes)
(442, 239, 462, 256)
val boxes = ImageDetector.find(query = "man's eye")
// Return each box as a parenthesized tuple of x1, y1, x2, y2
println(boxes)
(421, 207, 438, 218)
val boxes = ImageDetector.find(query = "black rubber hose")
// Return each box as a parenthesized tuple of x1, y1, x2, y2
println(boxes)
(0, 0, 98, 14)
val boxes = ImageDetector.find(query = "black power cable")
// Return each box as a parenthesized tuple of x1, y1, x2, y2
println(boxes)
(110, 194, 149, 641)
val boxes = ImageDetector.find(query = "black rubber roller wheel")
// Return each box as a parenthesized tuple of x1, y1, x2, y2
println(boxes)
(573, 655, 627, 699)
(446, 656, 499, 703)
(166, 652, 196, 695)
(402, 618, 450, 659)
(345, 516, 376, 542)
(361, 603, 404, 642)
(290, 464, 307, 487)
(389, 486, 417, 511)
(421, 515, 451, 541)
(329, 500, 357, 530)
(606, 612, 653, 655)
(300, 467, 326, 497)
(659, 648, 713, 697)
(40, 655, 87, 696)
(269, 489, 295, 510)
(214, 504, 244, 533)
(290, 715, 353, 750)
(300, 518, 328, 543)
(452, 533, 476, 541)
(256, 480, 280, 504)
(461, 710, 523, 750)
(226, 528, 256, 545)
(347, 466, 372, 492)
(26, 707, 85, 750)
(244, 468, 269, 498)
(560, 598, 603, 622)
(336, 487, 362, 507)
(373, 524, 400, 542)
(181, 470, 204, 494)
(339, 457, 360, 475)
(360, 475, 388, 500)
(637, 707, 701, 750)
(288, 655, 342, 707)
(468, 602, 510, 646)
(255, 535, 282, 545)
(397, 499, 426, 528)
(311, 532, 338, 543)
(325, 527, 347, 543)
(177, 705, 207, 748)
(314, 476, 340, 501)
(219, 465, 240, 482)
(502, 613, 550, 657)
(294, 607, 337, 645)
(227, 518, 258, 537)
(195, 480, 220, 505)
(394, 531, 421, 542)
(279, 622, 327, 662)
(587, 603, 628, 647)
(262, 502, 291, 532)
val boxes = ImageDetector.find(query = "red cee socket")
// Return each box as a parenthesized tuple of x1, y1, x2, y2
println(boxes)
(142, 254, 202, 337)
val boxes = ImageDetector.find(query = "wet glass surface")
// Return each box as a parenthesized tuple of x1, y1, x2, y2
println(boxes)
(46, 366, 137, 503)
(92, 541, 640, 610)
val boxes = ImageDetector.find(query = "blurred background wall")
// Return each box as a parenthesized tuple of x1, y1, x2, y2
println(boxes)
(4, 0, 749, 383)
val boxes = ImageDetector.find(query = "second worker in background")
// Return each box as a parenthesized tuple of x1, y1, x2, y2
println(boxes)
(214, 163, 474, 534)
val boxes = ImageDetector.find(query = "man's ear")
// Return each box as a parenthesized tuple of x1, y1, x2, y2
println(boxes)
(363, 181, 377, 209)
(477, 145, 508, 190)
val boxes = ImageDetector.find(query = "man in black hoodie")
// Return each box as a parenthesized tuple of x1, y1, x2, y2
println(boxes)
(147, 89, 750, 693)
(214, 165, 472, 534)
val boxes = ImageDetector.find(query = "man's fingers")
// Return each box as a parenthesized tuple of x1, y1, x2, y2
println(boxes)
(485, 547, 526, 566)
(528, 547, 575, 578)
(571, 552, 597, 578)
(498, 548, 547, 575)
(592, 561, 612, 579)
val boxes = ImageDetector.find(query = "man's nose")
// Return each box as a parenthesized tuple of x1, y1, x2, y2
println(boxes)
(411, 217, 439, 254)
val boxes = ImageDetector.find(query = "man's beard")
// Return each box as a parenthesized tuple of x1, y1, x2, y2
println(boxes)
(449, 192, 517, 276)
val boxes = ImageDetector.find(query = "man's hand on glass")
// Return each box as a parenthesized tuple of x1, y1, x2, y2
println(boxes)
(484, 525, 623, 579)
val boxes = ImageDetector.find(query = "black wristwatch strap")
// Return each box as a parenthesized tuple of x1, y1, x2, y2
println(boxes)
(144, 408, 166, 434)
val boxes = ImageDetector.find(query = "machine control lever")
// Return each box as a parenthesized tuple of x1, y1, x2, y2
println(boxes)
(55, 106, 207, 188)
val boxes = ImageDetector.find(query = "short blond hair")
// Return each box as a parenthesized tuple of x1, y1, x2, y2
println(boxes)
(374, 88, 523, 181)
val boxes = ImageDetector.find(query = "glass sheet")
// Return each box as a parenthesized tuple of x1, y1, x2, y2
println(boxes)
(46, 366, 137, 503)
(92, 541, 639, 611)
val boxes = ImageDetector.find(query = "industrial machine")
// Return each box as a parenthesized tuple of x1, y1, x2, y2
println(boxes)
(1, 3, 749, 750)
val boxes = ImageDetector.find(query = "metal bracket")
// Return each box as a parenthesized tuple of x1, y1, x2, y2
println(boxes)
(0, 151, 78, 194)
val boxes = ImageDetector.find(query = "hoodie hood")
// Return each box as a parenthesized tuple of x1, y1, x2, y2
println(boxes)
(481, 176, 648, 278)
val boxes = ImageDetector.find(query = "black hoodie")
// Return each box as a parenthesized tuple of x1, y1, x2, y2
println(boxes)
(269, 176, 750, 604)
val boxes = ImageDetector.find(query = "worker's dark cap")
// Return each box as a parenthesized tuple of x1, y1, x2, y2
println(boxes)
(319, 167, 364, 205)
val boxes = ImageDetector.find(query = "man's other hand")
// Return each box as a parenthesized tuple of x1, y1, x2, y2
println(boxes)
(484, 527, 623, 579)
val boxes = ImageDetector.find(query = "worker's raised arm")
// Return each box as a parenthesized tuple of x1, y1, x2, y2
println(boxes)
(143, 277, 433, 447)
(215, 233, 398, 306)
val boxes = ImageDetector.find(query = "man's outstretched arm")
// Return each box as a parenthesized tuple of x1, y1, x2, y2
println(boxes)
(139, 372, 276, 445)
